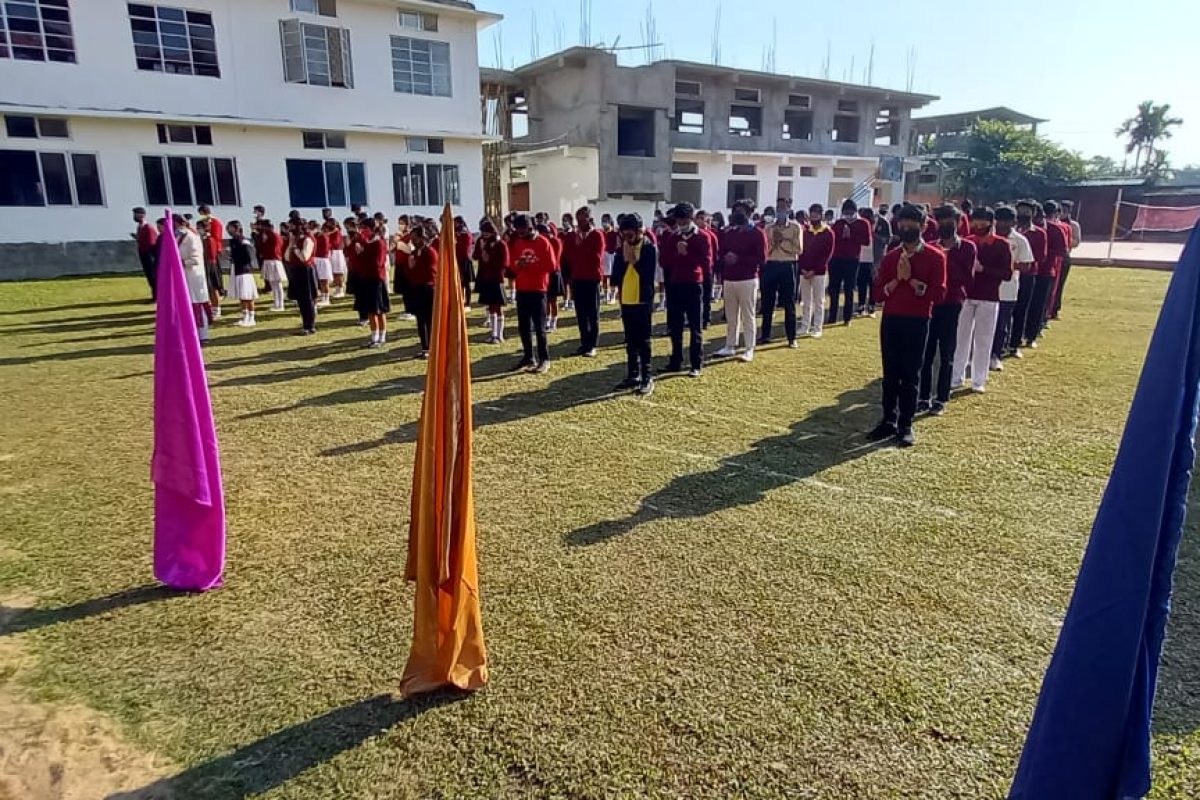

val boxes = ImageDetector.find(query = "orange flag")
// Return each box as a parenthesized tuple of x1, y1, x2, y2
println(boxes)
(400, 204, 488, 697)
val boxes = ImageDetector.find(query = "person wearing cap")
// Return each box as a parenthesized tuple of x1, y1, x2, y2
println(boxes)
(829, 199, 871, 326)
(565, 206, 606, 358)
(611, 213, 659, 394)
(918, 205, 975, 416)
(714, 200, 768, 362)
(660, 202, 710, 377)
(509, 215, 556, 373)
(869, 204, 947, 447)
(759, 204, 803, 347)
(952, 207, 1013, 393)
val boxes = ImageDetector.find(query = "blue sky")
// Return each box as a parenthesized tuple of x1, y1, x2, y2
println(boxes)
(477, 0, 1198, 167)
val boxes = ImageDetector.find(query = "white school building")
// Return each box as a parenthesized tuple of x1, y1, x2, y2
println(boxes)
(0, 0, 499, 279)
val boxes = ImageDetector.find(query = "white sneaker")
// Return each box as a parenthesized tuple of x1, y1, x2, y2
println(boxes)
(739, 350, 755, 363)
(211, 307, 222, 319)
(400, 313, 416, 322)
(714, 347, 736, 358)
(811, 330, 823, 339)
(990, 357, 1004, 372)
(971, 384, 987, 394)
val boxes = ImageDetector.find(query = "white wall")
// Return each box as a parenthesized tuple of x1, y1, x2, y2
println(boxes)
(0, 116, 483, 243)
(0, 0, 488, 137)
(501, 146, 660, 222)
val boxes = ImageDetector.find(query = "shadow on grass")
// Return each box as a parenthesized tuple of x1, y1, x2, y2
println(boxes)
(0, 298, 150, 316)
(1151, 486, 1200, 735)
(565, 380, 885, 547)
(0, 585, 177, 636)
(106, 691, 469, 800)
(0, 310, 155, 334)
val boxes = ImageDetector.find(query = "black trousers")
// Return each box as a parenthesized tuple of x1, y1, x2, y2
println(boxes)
(1027, 275, 1055, 343)
(880, 315, 929, 432)
(1053, 255, 1072, 317)
(410, 285, 434, 351)
(760, 260, 797, 342)
(1010, 273, 1036, 349)
(572, 279, 602, 352)
(666, 282, 704, 370)
(702, 273, 714, 328)
(993, 301, 1016, 358)
(856, 261, 876, 313)
(296, 286, 317, 331)
(621, 303, 653, 381)
(139, 251, 158, 300)
(919, 303, 962, 405)
(516, 291, 550, 363)
(828, 257, 858, 324)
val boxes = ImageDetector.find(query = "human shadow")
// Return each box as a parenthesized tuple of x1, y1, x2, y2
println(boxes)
(0, 585, 177, 637)
(106, 691, 469, 800)
(0, 298, 149, 316)
(1151, 485, 1200, 735)
(0, 311, 155, 335)
(321, 362, 626, 457)
(565, 380, 885, 547)
(0, 341, 155, 367)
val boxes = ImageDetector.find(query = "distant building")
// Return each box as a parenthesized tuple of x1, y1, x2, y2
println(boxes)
(0, 0, 500, 279)
(906, 106, 1047, 202)
(481, 47, 938, 220)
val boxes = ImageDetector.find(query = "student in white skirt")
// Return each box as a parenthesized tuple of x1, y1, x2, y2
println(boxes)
(260, 219, 288, 311)
(600, 213, 618, 304)
(175, 214, 212, 342)
(326, 219, 348, 298)
(226, 220, 259, 327)
(308, 220, 333, 307)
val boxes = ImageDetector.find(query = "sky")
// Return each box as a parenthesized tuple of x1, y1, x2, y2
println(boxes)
(476, 0, 1199, 167)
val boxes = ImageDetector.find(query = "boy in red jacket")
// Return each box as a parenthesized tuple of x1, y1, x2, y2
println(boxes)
(407, 225, 439, 360)
(829, 199, 872, 326)
(870, 204, 947, 448)
(509, 214, 556, 373)
(660, 202, 711, 377)
(566, 206, 606, 357)
(952, 206, 1013, 392)
(798, 204, 834, 338)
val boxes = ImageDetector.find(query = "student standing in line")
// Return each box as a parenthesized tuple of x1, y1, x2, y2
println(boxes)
(601, 213, 619, 304)
(509, 214, 555, 373)
(132, 207, 159, 301)
(797, 203, 834, 339)
(1052, 199, 1082, 319)
(855, 206, 878, 318)
(991, 206, 1035, 369)
(197, 206, 225, 318)
(828, 199, 871, 325)
(227, 221, 258, 328)
(474, 218, 510, 345)
(285, 219, 318, 335)
(956, 199, 973, 238)
(539, 222, 565, 333)
(1029, 200, 1068, 342)
(921, 205, 940, 244)
(352, 218, 391, 348)
(868, 206, 891, 317)
(391, 215, 414, 322)
(406, 224, 438, 360)
(454, 216, 474, 310)
(696, 209, 720, 329)
(1008, 200, 1047, 355)
(659, 202, 710, 377)
(176, 213, 212, 342)
(327, 219, 347, 299)
(611, 213, 658, 395)
(343, 217, 369, 327)
(952, 207, 1013, 393)
(654, 209, 676, 312)
(759, 204, 803, 347)
(714, 200, 767, 362)
(918, 205, 975, 416)
(310, 220, 333, 307)
(566, 206, 606, 358)
(869, 204, 947, 448)
(259, 220, 287, 312)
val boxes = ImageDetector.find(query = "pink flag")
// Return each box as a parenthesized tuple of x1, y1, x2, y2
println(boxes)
(152, 210, 225, 591)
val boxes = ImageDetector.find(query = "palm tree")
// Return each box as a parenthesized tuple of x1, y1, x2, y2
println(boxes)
(1117, 101, 1183, 176)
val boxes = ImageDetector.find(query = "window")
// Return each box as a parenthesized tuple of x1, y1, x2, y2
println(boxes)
(509, 90, 529, 137)
(142, 154, 238, 206)
(156, 123, 213, 145)
(391, 35, 451, 97)
(787, 94, 810, 109)
(671, 161, 699, 175)
(799, 166, 815, 177)
(128, 4, 219, 77)
(832, 167, 853, 179)
(726, 180, 758, 209)
(672, 99, 704, 135)
(5, 115, 69, 139)
(302, 130, 346, 149)
(777, 180, 792, 200)
(407, 137, 445, 154)
(0, 0, 76, 63)
(398, 10, 437, 31)
(728, 105, 762, 137)
(675, 80, 701, 96)
(393, 163, 460, 206)
(734, 87, 760, 103)
(731, 164, 756, 176)
(918, 172, 939, 185)
(280, 20, 353, 88)
(875, 105, 899, 146)
(285, 158, 365, 207)
(671, 179, 702, 208)
(617, 106, 655, 157)
(832, 114, 860, 143)
(290, 0, 336, 15)
(0, 149, 102, 206)
(782, 110, 813, 142)
(778, 166, 793, 177)
(837, 99, 859, 113)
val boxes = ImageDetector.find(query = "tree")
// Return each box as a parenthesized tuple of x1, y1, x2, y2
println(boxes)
(1116, 101, 1183, 176)
(1085, 155, 1121, 178)
(947, 119, 1086, 204)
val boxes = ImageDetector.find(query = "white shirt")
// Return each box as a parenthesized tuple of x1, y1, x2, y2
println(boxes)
(1000, 230, 1034, 302)
(177, 229, 209, 303)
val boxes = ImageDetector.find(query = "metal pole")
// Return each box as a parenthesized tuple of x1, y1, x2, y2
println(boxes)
(1105, 187, 1123, 264)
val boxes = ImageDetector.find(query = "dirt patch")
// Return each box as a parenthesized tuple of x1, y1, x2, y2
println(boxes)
(0, 599, 176, 800)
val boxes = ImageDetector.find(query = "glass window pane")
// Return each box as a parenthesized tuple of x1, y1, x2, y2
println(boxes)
(0, 149, 44, 206)
(428, 138, 445, 154)
(443, 165, 459, 204)
(325, 132, 345, 149)
(195, 125, 212, 145)
(142, 155, 168, 205)
(167, 124, 194, 144)
(392, 163, 408, 205)
(166, 155, 192, 206)
(71, 154, 103, 205)
(214, 158, 238, 205)
(158, 7, 184, 22)
(324, 160, 346, 206)
(190, 156, 214, 205)
(302, 131, 324, 149)
(426, 165, 442, 206)
(347, 161, 366, 206)
(40, 151, 73, 205)
(286, 158, 327, 207)
(5, 115, 38, 138)
(409, 166, 425, 206)
(38, 117, 69, 138)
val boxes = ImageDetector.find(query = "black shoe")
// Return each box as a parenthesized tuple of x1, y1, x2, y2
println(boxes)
(515, 358, 535, 371)
(896, 429, 916, 448)
(572, 347, 587, 357)
(916, 400, 931, 414)
(867, 422, 898, 442)
(534, 361, 550, 374)
(929, 402, 946, 417)
(615, 377, 639, 391)
(664, 361, 683, 373)
(636, 378, 655, 396)
(757, 336, 772, 346)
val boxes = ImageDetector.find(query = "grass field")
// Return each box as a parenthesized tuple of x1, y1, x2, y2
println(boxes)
(2, 267, 1200, 799)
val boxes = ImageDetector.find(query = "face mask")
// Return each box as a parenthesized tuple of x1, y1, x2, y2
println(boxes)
(1017, 214, 1032, 227)
(730, 213, 748, 226)
(938, 222, 957, 238)
(898, 227, 921, 244)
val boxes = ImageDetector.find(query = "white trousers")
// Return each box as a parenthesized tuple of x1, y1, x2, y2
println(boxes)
(798, 273, 828, 335)
(723, 278, 759, 351)
(953, 299, 999, 389)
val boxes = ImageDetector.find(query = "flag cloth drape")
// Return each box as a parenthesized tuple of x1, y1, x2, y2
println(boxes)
(400, 204, 488, 697)
(1010, 222, 1200, 799)
(152, 210, 226, 592)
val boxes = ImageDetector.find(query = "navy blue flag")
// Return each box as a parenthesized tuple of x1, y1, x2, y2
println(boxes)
(1010, 222, 1200, 799)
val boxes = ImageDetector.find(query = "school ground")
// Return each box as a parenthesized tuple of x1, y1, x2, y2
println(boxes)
(2, 267, 1200, 799)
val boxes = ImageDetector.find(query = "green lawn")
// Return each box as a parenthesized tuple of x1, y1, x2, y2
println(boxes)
(2, 267, 1199, 799)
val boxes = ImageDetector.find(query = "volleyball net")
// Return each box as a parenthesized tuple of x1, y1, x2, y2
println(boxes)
(1118, 200, 1200, 237)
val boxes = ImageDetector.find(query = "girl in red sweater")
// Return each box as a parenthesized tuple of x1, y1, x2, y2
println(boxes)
(474, 218, 510, 344)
